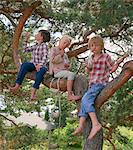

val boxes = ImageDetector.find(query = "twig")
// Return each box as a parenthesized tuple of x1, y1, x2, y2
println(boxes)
(0, 113, 18, 126)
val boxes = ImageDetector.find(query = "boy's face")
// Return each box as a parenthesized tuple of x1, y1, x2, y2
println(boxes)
(89, 42, 103, 54)
(35, 32, 43, 42)
(59, 38, 71, 50)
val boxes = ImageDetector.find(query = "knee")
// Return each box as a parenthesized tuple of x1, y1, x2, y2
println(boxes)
(38, 67, 47, 76)
(68, 72, 76, 80)
(21, 62, 28, 69)
(82, 97, 94, 107)
(41, 67, 47, 74)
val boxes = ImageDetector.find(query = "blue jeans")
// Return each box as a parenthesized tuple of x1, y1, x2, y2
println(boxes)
(78, 83, 105, 118)
(16, 62, 47, 89)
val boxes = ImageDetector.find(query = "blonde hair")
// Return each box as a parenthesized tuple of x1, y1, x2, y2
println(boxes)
(61, 35, 72, 44)
(88, 35, 104, 49)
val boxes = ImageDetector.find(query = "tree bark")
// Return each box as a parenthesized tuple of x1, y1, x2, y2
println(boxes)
(12, 1, 42, 69)
(72, 61, 133, 150)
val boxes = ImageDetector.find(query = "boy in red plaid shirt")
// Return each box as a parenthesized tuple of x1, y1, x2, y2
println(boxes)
(72, 35, 128, 140)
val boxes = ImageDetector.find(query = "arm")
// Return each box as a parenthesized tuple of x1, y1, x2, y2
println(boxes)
(23, 42, 37, 52)
(23, 32, 36, 52)
(85, 63, 92, 74)
(51, 48, 64, 64)
(110, 54, 128, 73)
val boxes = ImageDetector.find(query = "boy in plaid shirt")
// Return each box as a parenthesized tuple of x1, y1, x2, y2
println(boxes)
(72, 35, 128, 140)
(10, 30, 50, 100)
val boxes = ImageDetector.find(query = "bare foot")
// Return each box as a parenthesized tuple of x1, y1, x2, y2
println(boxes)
(88, 124, 102, 140)
(30, 95, 37, 101)
(68, 95, 82, 101)
(9, 84, 20, 93)
(72, 126, 83, 136)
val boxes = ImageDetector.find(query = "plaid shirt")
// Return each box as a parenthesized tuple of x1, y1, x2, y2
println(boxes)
(23, 42, 48, 66)
(89, 53, 114, 86)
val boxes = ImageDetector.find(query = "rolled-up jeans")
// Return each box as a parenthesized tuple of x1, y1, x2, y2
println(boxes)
(78, 83, 105, 118)
(16, 62, 47, 89)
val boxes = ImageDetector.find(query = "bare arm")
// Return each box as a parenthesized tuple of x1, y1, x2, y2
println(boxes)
(23, 32, 36, 52)
(51, 49, 64, 64)
(85, 63, 92, 74)
(110, 54, 128, 73)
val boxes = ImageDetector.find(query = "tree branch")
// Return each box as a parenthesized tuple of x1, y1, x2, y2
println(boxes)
(96, 61, 133, 108)
(0, 113, 18, 126)
(12, 0, 42, 69)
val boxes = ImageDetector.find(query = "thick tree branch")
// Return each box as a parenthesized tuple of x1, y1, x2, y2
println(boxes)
(0, 10, 16, 27)
(95, 61, 133, 108)
(0, 70, 17, 75)
(12, 1, 42, 69)
(67, 45, 88, 58)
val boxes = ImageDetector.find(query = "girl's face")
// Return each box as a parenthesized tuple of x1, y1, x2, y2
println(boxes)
(59, 38, 71, 50)
(89, 42, 103, 54)
(35, 32, 43, 42)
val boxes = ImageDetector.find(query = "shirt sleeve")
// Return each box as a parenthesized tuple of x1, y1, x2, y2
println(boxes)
(51, 48, 64, 64)
(39, 44, 48, 66)
(23, 41, 37, 52)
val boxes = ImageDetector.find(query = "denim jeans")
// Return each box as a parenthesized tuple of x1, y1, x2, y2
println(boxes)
(78, 83, 105, 118)
(16, 62, 47, 89)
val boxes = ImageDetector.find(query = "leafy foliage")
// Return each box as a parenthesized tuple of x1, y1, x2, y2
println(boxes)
(0, 0, 132, 149)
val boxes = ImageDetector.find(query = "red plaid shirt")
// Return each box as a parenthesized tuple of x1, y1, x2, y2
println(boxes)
(23, 42, 48, 66)
(89, 53, 114, 86)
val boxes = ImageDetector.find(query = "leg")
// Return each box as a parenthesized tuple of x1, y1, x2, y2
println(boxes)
(10, 83, 21, 93)
(10, 62, 35, 93)
(31, 67, 47, 99)
(67, 80, 81, 101)
(81, 84, 105, 140)
(72, 91, 89, 136)
(88, 112, 102, 140)
(54, 70, 81, 101)
(31, 88, 37, 100)
(72, 117, 86, 136)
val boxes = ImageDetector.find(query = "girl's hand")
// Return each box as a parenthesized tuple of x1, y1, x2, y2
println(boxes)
(35, 64, 42, 72)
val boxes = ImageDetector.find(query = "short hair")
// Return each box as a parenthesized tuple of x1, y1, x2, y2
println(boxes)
(39, 30, 51, 42)
(88, 35, 104, 49)
(61, 35, 72, 44)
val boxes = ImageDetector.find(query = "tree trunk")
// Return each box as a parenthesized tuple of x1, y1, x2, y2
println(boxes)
(73, 61, 133, 149)
(73, 75, 103, 150)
